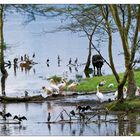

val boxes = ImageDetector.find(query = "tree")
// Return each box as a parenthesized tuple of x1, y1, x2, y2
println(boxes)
(109, 5, 140, 99)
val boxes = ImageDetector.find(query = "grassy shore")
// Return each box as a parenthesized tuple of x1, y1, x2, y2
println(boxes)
(76, 71, 140, 92)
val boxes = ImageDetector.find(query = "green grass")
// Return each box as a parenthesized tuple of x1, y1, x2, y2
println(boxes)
(76, 71, 140, 92)
(132, 132, 140, 136)
(105, 98, 140, 111)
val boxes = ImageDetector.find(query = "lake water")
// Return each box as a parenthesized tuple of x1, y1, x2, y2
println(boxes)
(0, 7, 139, 136)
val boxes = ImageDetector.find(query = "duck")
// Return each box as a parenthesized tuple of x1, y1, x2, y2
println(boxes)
(13, 115, 27, 122)
(135, 87, 140, 96)
(57, 79, 67, 91)
(67, 82, 79, 91)
(99, 79, 106, 87)
(96, 85, 104, 102)
(50, 79, 59, 94)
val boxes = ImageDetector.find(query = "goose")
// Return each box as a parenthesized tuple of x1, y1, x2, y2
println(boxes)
(99, 79, 106, 87)
(57, 79, 67, 91)
(135, 87, 140, 96)
(96, 85, 104, 102)
(67, 82, 79, 91)
(50, 79, 59, 94)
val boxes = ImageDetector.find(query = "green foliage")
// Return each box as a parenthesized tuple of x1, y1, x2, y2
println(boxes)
(76, 71, 140, 92)
(47, 75, 62, 83)
(105, 99, 140, 111)
(132, 132, 140, 136)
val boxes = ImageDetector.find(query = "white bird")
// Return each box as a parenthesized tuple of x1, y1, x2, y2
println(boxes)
(67, 82, 79, 91)
(57, 79, 67, 91)
(108, 83, 114, 88)
(135, 87, 140, 96)
(50, 79, 59, 94)
(42, 86, 53, 95)
(96, 85, 104, 102)
(99, 79, 106, 87)
(114, 86, 127, 100)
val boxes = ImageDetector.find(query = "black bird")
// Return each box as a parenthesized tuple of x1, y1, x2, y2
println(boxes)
(69, 110, 75, 116)
(24, 90, 29, 97)
(60, 112, 64, 120)
(32, 52, 35, 58)
(69, 58, 72, 65)
(74, 58, 78, 64)
(76, 105, 91, 112)
(2, 112, 12, 120)
(46, 58, 50, 63)
(21, 56, 23, 61)
(47, 112, 51, 122)
(13, 58, 18, 64)
(13, 115, 27, 121)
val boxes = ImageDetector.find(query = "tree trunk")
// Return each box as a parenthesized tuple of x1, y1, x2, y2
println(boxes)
(117, 84, 124, 103)
(127, 69, 137, 98)
(0, 5, 8, 76)
(84, 34, 92, 73)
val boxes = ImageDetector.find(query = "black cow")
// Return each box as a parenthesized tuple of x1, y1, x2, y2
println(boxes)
(92, 54, 104, 76)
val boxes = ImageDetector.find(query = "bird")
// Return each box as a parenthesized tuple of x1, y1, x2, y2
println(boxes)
(46, 58, 50, 63)
(60, 112, 64, 120)
(76, 105, 91, 112)
(47, 112, 51, 122)
(114, 86, 127, 100)
(99, 79, 106, 86)
(108, 83, 114, 88)
(69, 58, 72, 65)
(57, 79, 67, 91)
(135, 87, 140, 96)
(24, 90, 29, 97)
(69, 110, 75, 117)
(96, 85, 104, 103)
(42, 86, 53, 95)
(32, 52, 35, 58)
(74, 58, 78, 65)
(50, 79, 60, 94)
(1, 112, 12, 120)
(13, 115, 27, 122)
(67, 82, 79, 91)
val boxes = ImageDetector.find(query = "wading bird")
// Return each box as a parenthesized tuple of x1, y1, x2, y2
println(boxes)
(67, 82, 79, 91)
(50, 79, 59, 94)
(57, 79, 67, 91)
(96, 85, 104, 102)
(47, 112, 51, 122)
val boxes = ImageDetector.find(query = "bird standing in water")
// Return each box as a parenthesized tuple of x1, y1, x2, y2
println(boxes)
(96, 85, 104, 102)
(69, 58, 72, 65)
(60, 112, 64, 120)
(47, 112, 51, 122)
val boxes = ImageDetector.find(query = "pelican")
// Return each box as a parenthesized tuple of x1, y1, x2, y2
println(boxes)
(42, 86, 53, 95)
(67, 82, 79, 91)
(50, 79, 59, 94)
(135, 87, 140, 96)
(96, 85, 104, 102)
(99, 79, 106, 87)
(114, 86, 127, 100)
(57, 79, 67, 91)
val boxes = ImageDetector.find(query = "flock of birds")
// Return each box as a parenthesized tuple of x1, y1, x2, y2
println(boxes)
(0, 112, 27, 123)
(95, 79, 140, 103)
(42, 78, 79, 96)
